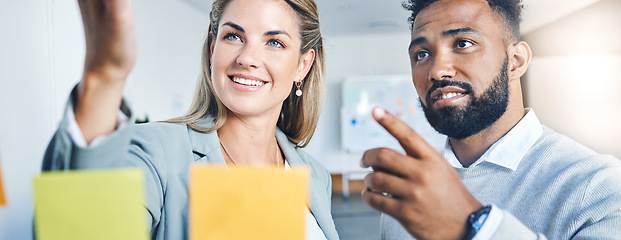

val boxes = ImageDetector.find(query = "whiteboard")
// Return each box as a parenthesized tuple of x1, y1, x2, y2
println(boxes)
(340, 76, 446, 153)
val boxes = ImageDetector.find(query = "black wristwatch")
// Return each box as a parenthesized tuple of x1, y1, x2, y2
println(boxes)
(462, 205, 492, 240)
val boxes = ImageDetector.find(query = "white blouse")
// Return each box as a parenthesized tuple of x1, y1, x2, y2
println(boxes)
(284, 162, 328, 240)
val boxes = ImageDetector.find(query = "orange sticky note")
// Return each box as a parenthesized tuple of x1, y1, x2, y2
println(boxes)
(189, 165, 310, 240)
(0, 152, 6, 206)
(33, 169, 148, 240)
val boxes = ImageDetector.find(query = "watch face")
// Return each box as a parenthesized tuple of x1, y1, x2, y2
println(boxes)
(472, 212, 489, 228)
(464, 205, 492, 240)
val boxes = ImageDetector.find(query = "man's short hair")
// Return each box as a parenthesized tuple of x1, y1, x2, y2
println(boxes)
(403, 0, 524, 41)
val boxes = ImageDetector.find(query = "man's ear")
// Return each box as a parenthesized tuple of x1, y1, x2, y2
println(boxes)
(295, 49, 316, 83)
(508, 41, 532, 81)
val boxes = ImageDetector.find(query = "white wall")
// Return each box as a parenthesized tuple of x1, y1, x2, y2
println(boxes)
(526, 56, 621, 157)
(0, 1, 53, 239)
(523, 0, 621, 159)
(306, 32, 414, 173)
(127, 0, 209, 121)
(0, 1, 208, 239)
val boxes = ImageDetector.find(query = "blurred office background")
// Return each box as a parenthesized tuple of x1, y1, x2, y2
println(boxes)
(1, 0, 620, 239)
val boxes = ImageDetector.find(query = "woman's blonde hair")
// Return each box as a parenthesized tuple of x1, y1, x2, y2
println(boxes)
(171, 0, 324, 148)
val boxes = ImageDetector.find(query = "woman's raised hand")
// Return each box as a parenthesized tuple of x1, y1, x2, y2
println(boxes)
(75, 0, 137, 143)
(80, 0, 136, 82)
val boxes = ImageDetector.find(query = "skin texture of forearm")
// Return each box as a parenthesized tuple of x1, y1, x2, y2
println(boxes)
(74, 0, 137, 143)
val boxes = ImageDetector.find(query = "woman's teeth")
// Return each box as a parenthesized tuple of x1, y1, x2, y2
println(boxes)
(232, 77, 265, 86)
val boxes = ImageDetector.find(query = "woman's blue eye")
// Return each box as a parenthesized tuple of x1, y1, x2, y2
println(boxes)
(456, 40, 474, 49)
(224, 33, 241, 42)
(415, 51, 429, 61)
(267, 39, 284, 48)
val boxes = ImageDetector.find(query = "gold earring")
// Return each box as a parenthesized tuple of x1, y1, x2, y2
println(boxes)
(295, 81, 303, 96)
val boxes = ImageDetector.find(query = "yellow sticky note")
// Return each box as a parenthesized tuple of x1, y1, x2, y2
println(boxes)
(33, 169, 148, 240)
(0, 153, 6, 206)
(189, 165, 310, 240)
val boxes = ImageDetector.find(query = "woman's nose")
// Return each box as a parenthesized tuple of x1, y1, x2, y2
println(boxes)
(236, 44, 260, 69)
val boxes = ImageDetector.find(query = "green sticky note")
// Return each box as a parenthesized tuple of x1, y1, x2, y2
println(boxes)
(34, 169, 148, 240)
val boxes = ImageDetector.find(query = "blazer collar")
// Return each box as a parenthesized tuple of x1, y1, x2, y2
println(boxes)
(186, 116, 225, 164)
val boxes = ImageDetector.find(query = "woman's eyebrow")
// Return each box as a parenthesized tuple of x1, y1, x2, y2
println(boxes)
(222, 22, 244, 33)
(222, 22, 291, 39)
(265, 30, 291, 39)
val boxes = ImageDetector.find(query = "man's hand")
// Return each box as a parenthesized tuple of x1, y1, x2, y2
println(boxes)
(361, 107, 482, 240)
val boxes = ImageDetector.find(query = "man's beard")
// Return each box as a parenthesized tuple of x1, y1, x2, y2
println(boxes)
(420, 59, 509, 140)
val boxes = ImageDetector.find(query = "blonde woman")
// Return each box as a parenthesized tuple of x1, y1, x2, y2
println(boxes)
(42, 0, 339, 239)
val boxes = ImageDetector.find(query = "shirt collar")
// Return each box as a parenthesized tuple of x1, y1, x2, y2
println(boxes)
(444, 109, 543, 170)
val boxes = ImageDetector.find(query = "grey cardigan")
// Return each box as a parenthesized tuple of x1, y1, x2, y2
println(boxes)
(380, 126, 621, 239)
(42, 94, 339, 240)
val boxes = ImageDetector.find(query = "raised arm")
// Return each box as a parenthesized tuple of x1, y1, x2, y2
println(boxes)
(75, 0, 137, 143)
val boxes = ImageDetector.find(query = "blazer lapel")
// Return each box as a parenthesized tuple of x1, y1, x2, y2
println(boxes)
(185, 117, 226, 165)
(275, 129, 331, 234)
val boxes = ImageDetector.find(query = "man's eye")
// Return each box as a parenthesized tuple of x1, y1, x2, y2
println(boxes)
(267, 39, 284, 48)
(224, 33, 241, 42)
(415, 51, 430, 61)
(456, 40, 474, 49)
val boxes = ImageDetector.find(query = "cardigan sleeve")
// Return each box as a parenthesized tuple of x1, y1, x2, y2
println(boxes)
(570, 160, 621, 238)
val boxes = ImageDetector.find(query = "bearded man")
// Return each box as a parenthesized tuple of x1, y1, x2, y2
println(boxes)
(360, 0, 621, 239)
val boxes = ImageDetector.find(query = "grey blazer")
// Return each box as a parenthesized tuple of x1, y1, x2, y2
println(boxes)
(42, 93, 340, 240)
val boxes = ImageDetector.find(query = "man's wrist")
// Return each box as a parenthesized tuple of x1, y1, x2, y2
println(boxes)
(463, 205, 492, 240)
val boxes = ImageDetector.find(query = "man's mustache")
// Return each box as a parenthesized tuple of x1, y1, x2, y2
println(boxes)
(425, 79, 474, 104)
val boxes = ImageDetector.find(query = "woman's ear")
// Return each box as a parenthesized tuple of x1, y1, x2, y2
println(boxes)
(209, 33, 215, 68)
(295, 49, 316, 83)
(508, 41, 532, 81)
